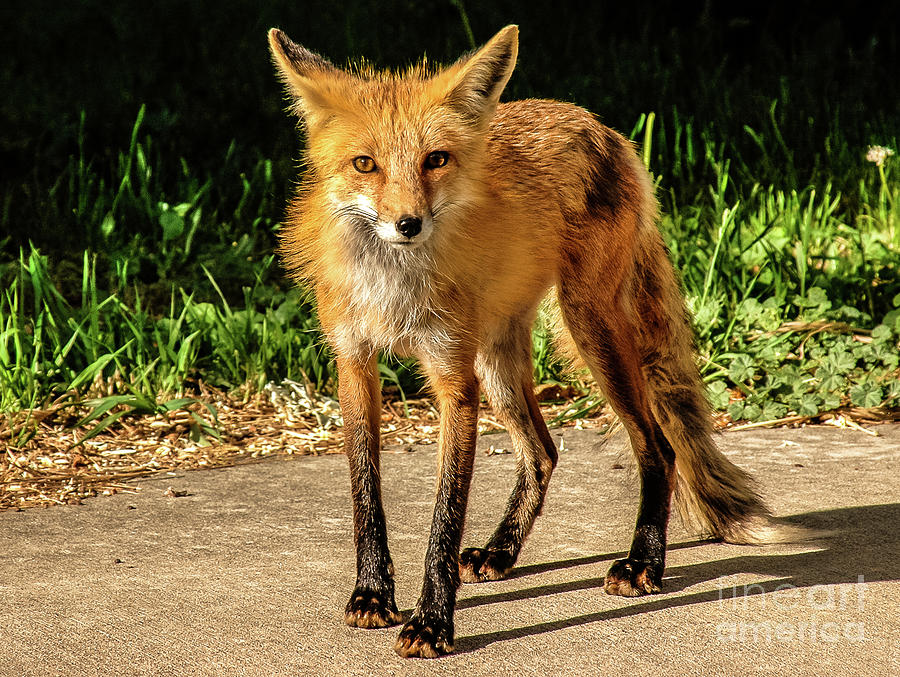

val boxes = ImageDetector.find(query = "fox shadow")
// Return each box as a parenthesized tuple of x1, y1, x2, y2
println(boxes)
(451, 503, 899, 653)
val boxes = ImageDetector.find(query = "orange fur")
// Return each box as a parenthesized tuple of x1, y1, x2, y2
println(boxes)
(269, 25, 774, 659)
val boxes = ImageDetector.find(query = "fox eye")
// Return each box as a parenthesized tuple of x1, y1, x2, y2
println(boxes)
(352, 156, 377, 173)
(424, 151, 449, 170)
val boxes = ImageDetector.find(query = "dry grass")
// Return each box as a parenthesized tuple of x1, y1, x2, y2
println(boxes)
(0, 381, 617, 511)
(1, 390, 335, 510)
(2, 383, 893, 512)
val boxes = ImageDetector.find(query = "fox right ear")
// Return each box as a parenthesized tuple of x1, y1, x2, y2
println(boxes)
(433, 25, 519, 124)
(268, 28, 344, 122)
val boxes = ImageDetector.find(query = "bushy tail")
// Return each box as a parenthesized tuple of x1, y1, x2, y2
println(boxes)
(631, 223, 779, 544)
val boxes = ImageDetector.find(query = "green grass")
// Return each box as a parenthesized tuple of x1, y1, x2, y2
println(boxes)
(1, 4, 898, 444)
(0, 244, 332, 445)
(647, 112, 899, 421)
(2, 107, 896, 440)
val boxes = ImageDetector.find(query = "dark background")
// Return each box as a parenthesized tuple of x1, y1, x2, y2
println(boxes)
(1, 0, 898, 255)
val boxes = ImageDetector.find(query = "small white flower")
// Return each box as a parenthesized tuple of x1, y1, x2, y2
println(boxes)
(866, 145, 895, 167)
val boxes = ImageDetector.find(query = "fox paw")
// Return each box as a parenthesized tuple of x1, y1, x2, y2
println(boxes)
(394, 616, 454, 658)
(459, 547, 514, 583)
(603, 558, 663, 597)
(344, 588, 402, 628)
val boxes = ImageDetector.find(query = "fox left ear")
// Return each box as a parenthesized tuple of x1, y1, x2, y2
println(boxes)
(434, 25, 519, 123)
(268, 28, 347, 124)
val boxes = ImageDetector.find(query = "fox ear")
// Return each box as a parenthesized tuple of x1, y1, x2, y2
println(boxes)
(434, 25, 519, 123)
(268, 28, 345, 122)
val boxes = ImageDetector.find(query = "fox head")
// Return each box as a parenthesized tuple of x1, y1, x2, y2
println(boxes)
(268, 26, 518, 252)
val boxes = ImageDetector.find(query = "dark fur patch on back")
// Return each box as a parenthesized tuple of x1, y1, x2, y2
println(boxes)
(581, 130, 624, 216)
(563, 127, 636, 225)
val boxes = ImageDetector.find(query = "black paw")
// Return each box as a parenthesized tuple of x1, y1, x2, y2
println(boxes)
(603, 558, 663, 597)
(459, 547, 514, 583)
(344, 588, 402, 628)
(394, 616, 454, 658)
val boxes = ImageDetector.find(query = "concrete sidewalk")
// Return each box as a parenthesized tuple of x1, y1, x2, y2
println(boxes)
(1, 424, 898, 676)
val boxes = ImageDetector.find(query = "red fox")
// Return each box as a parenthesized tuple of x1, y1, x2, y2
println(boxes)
(268, 25, 774, 658)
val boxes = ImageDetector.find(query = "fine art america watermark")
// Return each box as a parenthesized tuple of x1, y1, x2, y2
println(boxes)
(715, 576, 867, 643)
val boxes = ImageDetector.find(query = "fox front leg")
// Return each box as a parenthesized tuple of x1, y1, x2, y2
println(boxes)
(336, 353, 402, 629)
(394, 364, 480, 658)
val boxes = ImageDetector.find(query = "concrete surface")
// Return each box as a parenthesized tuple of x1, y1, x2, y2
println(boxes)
(1, 424, 898, 676)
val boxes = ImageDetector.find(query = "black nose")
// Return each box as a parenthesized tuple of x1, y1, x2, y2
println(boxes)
(396, 215, 422, 238)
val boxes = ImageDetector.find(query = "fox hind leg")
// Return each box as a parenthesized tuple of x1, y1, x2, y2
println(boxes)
(556, 276, 677, 597)
(460, 318, 558, 583)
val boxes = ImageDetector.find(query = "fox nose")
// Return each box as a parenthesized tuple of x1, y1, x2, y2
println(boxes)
(396, 215, 422, 238)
